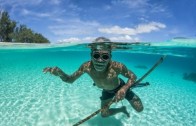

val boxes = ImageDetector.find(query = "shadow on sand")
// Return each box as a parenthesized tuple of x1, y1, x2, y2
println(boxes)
(86, 114, 123, 126)
(134, 65, 148, 69)
(183, 72, 196, 83)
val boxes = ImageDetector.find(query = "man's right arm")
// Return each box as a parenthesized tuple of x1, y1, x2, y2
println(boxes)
(43, 62, 89, 84)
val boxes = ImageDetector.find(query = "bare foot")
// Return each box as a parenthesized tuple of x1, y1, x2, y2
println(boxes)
(121, 106, 130, 117)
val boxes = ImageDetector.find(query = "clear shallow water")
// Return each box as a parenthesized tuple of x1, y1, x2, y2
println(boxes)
(0, 43, 196, 126)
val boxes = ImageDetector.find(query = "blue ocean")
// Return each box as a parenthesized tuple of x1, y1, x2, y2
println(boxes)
(0, 40, 196, 126)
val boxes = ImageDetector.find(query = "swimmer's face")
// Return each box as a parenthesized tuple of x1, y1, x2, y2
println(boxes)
(91, 50, 111, 72)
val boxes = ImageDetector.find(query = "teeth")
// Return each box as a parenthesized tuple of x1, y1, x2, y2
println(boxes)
(96, 65, 104, 67)
(95, 64, 104, 67)
(95, 63, 104, 65)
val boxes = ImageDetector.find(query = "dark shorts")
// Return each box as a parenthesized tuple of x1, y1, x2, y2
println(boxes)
(100, 78, 135, 101)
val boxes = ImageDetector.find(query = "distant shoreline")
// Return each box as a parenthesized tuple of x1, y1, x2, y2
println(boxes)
(1, 38, 196, 49)
(0, 42, 80, 49)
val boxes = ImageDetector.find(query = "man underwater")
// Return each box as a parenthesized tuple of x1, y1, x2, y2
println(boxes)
(43, 37, 143, 117)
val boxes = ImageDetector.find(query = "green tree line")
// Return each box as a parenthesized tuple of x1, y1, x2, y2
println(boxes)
(0, 11, 50, 43)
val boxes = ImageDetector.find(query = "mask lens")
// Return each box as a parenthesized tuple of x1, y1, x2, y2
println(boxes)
(102, 54, 109, 60)
(93, 53, 100, 59)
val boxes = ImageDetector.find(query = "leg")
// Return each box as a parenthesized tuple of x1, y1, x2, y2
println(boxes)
(100, 98, 130, 118)
(125, 90, 143, 112)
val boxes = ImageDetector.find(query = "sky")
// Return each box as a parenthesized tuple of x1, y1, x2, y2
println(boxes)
(0, 0, 196, 43)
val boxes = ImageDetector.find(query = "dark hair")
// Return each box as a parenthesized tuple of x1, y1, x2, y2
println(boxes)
(93, 37, 111, 43)
(90, 37, 112, 51)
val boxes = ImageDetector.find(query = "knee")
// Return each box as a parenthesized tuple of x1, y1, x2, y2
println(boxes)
(129, 97, 144, 112)
(135, 105, 143, 112)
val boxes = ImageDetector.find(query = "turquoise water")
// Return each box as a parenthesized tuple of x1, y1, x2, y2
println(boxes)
(0, 43, 196, 126)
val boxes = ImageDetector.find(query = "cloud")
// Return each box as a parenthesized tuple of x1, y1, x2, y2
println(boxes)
(49, 19, 100, 36)
(58, 36, 96, 43)
(112, 0, 149, 9)
(111, 0, 167, 14)
(98, 22, 166, 35)
(1, 0, 80, 19)
(21, 9, 51, 18)
(58, 37, 81, 43)
(58, 35, 139, 43)
(99, 26, 136, 35)
(0, 0, 43, 7)
(136, 22, 166, 33)
(110, 35, 140, 42)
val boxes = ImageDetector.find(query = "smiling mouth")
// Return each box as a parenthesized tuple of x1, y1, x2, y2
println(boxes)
(95, 65, 104, 68)
(94, 63, 105, 67)
(93, 63, 106, 70)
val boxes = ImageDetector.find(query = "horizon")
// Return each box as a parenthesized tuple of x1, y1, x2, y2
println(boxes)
(1, 0, 196, 43)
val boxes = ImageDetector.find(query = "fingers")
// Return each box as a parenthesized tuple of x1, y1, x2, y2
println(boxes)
(115, 91, 125, 102)
(43, 67, 52, 73)
(42, 67, 60, 76)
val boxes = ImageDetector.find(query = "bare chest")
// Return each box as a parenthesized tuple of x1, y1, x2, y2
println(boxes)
(88, 68, 120, 90)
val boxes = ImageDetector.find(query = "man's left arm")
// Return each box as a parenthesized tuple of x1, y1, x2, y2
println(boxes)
(120, 64, 137, 89)
(115, 63, 137, 101)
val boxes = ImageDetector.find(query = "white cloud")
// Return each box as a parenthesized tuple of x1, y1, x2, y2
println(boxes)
(136, 22, 166, 33)
(58, 37, 81, 43)
(99, 26, 136, 35)
(21, 9, 51, 18)
(98, 22, 166, 35)
(112, 0, 167, 12)
(49, 19, 100, 36)
(1, 0, 79, 19)
(58, 35, 139, 43)
(83, 37, 96, 42)
(57, 36, 96, 43)
(112, 0, 149, 9)
(53, 21, 166, 43)
(21, 9, 30, 15)
(110, 35, 140, 42)
(0, 0, 43, 7)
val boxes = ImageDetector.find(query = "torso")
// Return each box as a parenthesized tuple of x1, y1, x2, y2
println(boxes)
(84, 61, 121, 90)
